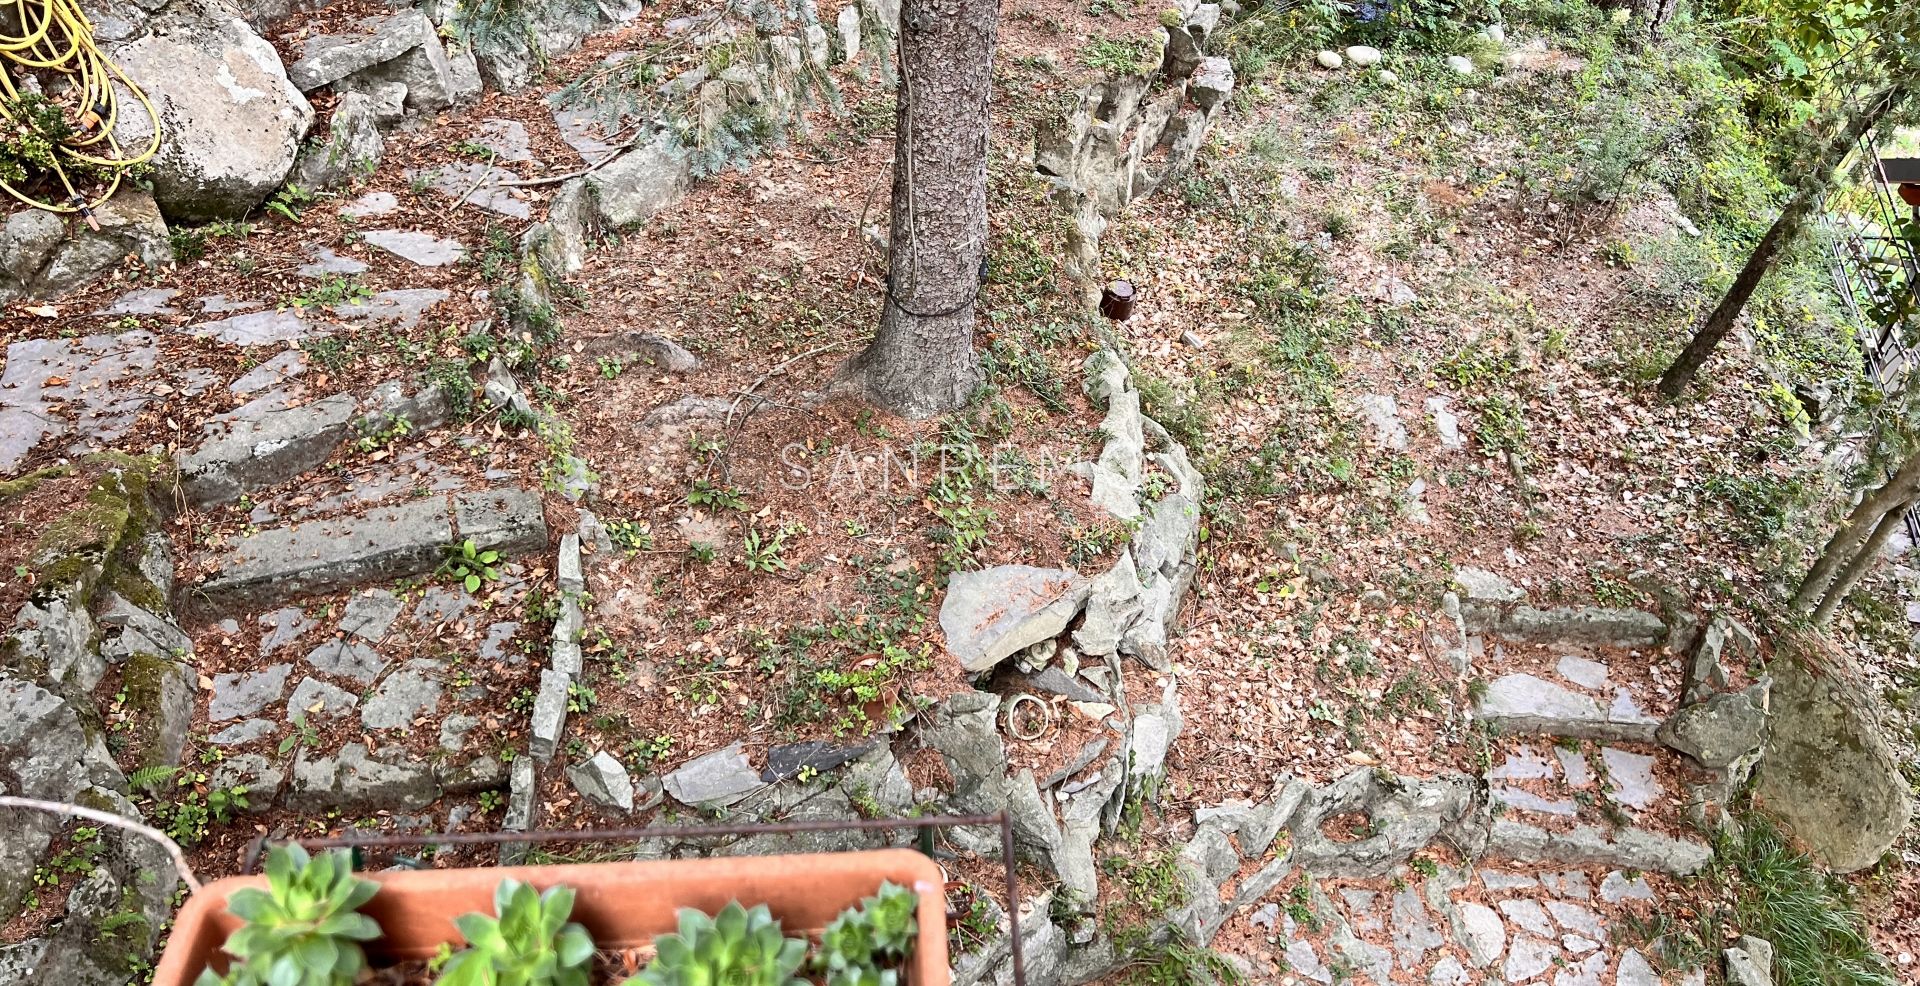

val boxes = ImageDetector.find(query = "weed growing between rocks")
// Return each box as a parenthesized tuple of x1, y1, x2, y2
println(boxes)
(1630, 813, 1897, 986)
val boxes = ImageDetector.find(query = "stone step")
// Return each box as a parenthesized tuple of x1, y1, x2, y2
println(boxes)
(194, 488, 547, 612)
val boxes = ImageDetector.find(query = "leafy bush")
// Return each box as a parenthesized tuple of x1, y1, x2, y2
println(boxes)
(628, 902, 807, 986)
(199, 845, 380, 986)
(438, 879, 595, 986)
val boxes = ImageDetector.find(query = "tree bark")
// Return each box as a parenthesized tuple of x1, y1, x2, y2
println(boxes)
(1810, 506, 1909, 624)
(1657, 83, 1908, 397)
(837, 0, 998, 419)
(1791, 450, 1920, 618)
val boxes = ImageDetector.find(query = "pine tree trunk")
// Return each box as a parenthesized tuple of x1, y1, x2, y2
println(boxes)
(837, 0, 998, 419)
(1657, 83, 1907, 397)
(1811, 506, 1910, 624)
(1791, 451, 1920, 614)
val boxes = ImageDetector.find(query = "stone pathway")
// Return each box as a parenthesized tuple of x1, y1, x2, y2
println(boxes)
(1237, 863, 1699, 986)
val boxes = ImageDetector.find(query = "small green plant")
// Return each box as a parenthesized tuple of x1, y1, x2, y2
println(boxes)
(566, 682, 597, 714)
(437, 879, 595, 986)
(814, 882, 917, 986)
(687, 480, 749, 511)
(627, 902, 808, 986)
(291, 274, 374, 310)
(263, 184, 315, 222)
(197, 845, 380, 986)
(742, 528, 789, 574)
(443, 538, 503, 593)
(607, 519, 654, 553)
(596, 356, 625, 379)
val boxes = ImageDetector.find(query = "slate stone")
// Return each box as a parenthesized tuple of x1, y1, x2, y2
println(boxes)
(1601, 747, 1662, 810)
(209, 718, 277, 746)
(1540, 870, 1592, 899)
(1503, 934, 1558, 982)
(1457, 901, 1506, 968)
(1556, 655, 1610, 690)
(1355, 393, 1407, 449)
(1658, 682, 1769, 768)
(585, 133, 691, 227)
(0, 331, 158, 472)
(1555, 746, 1594, 787)
(335, 288, 451, 330)
(1553, 950, 1609, 986)
(476, 118, 534, 162)
(1616, 951, 1661, 986)
(409, 162, 529, 218)
(1480, 869, 1538, 891)
(1023, 666, 1105, 703)
(341, 191, 399, 217)
(479, 621, 520, 661)
(199, 499, 454, 610)
(209, 664, 293, 721)
(297, 246, 369, 278)
(363, 229, 467, 266)
(568, 751, 635, 811)
(1487, 818, 1711, 875)
(529, 667, 570, 761)
(180, 393, 357, 507)
(455, 488, 550, 555)
(940, 565, 1091, 673)
(1390, 885, 1444, 970)
(339, 590, 404, 642)
(1546, 901, 1605, 940)
(1489, 751, 1556, 780)
(414, 586, 476, 626)
(761, 740, 873, 783)
(1501, 605, 1666, 648)
(1479, 673, 1601, 720)
(1498, 900, 1556, 938)
(304, 639, 388, 684)
(663, 741, 762, 807)
(361, 659, 443, 729)
(1598, 870, 1654, 903)
(1493, 785, 1579, 816)
(288, 743, 440, 810)
(1430, 955, 1468, 986)
(287, 676, 359, 720)
(189, 309, 324, 346)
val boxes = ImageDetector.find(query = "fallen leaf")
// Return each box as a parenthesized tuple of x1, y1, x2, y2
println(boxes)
(24, 305, 57, 318)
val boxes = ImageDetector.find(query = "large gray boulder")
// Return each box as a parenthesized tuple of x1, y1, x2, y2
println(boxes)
(1757, 657, 1912, 873)
(940, 566, 1091, 673)
(106, 0, 313, 220)
(0, 190, 171, 302)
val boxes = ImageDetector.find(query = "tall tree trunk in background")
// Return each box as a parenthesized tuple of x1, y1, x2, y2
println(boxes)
(1792, 450, 1920, 623)
(837, 0, 998, 419)
(1627, 0, 1678, 42)
(1658, 84, 1908, 397)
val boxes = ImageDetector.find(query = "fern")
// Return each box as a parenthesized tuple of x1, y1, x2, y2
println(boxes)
(129, 765, 180, 790)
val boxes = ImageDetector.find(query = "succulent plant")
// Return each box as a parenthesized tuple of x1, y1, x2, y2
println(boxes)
(626, 901, 807, 986)
(813, 882, 918, 986)
(436, 879, 596, 986)
(198, 844, 381, 986)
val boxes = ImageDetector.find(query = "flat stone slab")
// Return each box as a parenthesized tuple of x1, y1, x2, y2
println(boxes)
(304, 639, 388, 684)
(0, 331, 158, 473)
(476, 118, 534, 162)
(1488, 818, 1711, 875)
(568, 750, 635, 811)
(288, 676, 359, 720)
(189, 309, 328, 346)
(941, 566, 1091, 673)
(1474, 673, 1659, 743)
(663, 741, 761, 807)
(341, 191, 399, 217)
(180, 393, 358, 507)
(409, 163, 529, 219)
(197, 489, 547, 611)
(208, 663, 292, 721)
(363, 229, 466, 266)
(100, 287, 180, 314)
(1499, 606, 1666, 648)
(334, 288, 450, 330)
(297, 247, 369, 278)
(1354, 393, 1407, 450)
(361, 658, 443, 729)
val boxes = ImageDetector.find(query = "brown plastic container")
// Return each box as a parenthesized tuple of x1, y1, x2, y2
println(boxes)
(152, 849, 950, 986)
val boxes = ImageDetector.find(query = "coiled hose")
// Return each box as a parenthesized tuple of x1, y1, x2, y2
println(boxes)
(0, 0, 162, 227)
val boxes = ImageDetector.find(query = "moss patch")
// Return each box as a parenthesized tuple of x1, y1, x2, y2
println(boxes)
(120, 653, 183, 772)
(28, 454, 169, 597)
(0, 464, 75, 504)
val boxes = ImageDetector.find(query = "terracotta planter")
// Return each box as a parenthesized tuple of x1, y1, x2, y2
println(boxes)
(153, 849, 949, 986)
(1900, 182, 1920, 208)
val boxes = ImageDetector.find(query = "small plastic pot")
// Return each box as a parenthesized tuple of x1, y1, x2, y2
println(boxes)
(152, 849, 949, 986)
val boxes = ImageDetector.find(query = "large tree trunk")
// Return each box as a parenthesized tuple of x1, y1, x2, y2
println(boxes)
(837, 0, 998, 419)
(1792, 450, 1920, 621)
(1658, 83, 1908, 397)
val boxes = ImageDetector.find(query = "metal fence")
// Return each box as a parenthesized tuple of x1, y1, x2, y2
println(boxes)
(1827, 147, 1920, 389)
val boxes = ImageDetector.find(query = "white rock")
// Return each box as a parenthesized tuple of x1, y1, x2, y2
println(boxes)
(1315, 49, 1343, 69)
(1445, 54, 1475, 75)
(1377, 69, 1399, 85)
(1485, 23, 1507, 43)
(1344, 45, 1382, 67)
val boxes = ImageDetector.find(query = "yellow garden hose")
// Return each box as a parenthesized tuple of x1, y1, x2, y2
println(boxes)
(0, 0, 162, 226)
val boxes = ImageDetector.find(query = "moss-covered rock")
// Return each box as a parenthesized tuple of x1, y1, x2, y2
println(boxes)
(27, 453, 172, 598)
(120, 652, 193, 773)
